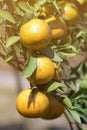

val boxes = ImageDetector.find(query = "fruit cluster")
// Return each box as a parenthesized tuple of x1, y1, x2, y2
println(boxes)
(16, 0, 87, 120)
(16, 88, 64, 119)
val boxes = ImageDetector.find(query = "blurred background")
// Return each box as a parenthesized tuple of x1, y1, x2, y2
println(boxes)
(0, 57, 84, 130)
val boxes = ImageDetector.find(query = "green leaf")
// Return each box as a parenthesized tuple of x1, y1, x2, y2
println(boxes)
(53, 52, 63, 62)
(66, 45, 79, 54)
(68, 109, 81, 123)
(71, 89, 85, 99)
(76, 105, 87, 115)
(0, 9, 16, 23)
(66, 81, 75, 90)
(60, 52, 76, 57)
(36, 0, 46, 5)
(15, 7, 24, 16)
(78, 74, 87, 90)
(22, 11, 34, 24)
(61, 95, 73, 109)
(22, 55, 37, 78)
(47, 81, 63, 93)
(62, 15, 71, 21)
(79, 80, 87, 89)
(76, 75, 87, 90)
(76, 30, 87, 38)
(84, 73, 87, 80)
(0, 47, 6, 56)
(77, 63, 83, 73)
(6, 36, 20, 48)
(5, 55, 13, 62)
(18, 1, 31, 12)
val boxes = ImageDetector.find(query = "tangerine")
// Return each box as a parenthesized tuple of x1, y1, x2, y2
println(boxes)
(16, 88, 49, 118)
(20, 19, 52, 50)
(45, 16, 67, 40)
(29, 55, 55, 85)
(60, 2, 79, 25)
(42, 94, 64, 119)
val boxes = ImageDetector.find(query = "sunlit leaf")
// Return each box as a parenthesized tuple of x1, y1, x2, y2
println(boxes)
(53, 52, 63, 62)
(61, 95, 73, 109)
(0, 9, 16, 23)
(6, 36, 20, 48)
(68, 109, 81, 123)
(5, 55, 13, 62)
(36, 0, 46, 5)
(79, 80, 87, 89)
(76, 30, 87, 38)
(62, 15, 71, 21)
(60, 52, 76, 57)
(18, 1, 31, 12)
(15, 7, 24, 16)
(66, 45, 79, 54)
(47, 81, 64, 93)
(22, 55, 37, 78)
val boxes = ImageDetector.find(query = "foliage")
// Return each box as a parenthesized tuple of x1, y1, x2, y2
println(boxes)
(0, 0, 87, 128)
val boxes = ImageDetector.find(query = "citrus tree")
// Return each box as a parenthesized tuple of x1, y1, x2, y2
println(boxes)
(0, 0, 87, 129)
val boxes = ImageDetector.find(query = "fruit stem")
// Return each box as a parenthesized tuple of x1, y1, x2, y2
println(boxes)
(51, 0, 62, 16)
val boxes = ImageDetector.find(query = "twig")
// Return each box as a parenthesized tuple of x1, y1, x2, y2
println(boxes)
(64, 110, 79, 130)
(0, 39, 8, 54)
(64, 111, 74, 130)
(11, 46, 22, 71)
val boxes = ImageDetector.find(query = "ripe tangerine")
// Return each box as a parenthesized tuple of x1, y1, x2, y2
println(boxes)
(42, 94, 64, 119)
(29, 55, 55, 85)
(16, 88, 49, 118)
(20, 19, 52, 50)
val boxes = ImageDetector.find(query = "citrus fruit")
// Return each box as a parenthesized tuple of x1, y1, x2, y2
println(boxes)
(16, 88, 49, 118)
(60, 2, 79, 25)
(42, 94, 64, 119)
(20, 19, 52, 50)
(45, 15, 67, 40)
(29, 55, 55, 85)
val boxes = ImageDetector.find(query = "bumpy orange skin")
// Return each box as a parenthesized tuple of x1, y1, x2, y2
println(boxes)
(16, 88, 49, 118)
(42, 94, 64, 120)
(20, 19, 52, 50)
(29, 55, 55, 85)
(61, 2, 79, 25)
(45, 16, 67, 40)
